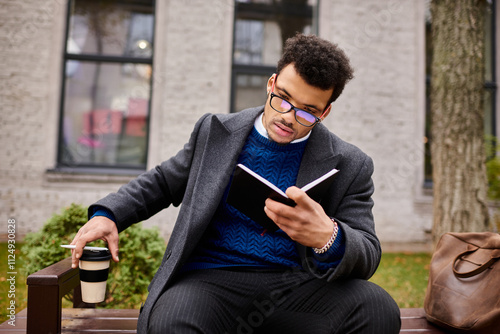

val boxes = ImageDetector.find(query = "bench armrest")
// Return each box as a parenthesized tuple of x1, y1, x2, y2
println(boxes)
(26, 257, 94, 334)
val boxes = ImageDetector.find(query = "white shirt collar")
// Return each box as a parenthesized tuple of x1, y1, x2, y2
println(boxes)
(254, 113, 311, 143)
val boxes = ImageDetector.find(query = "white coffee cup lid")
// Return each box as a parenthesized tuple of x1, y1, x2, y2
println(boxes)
(61, 244, 109, 252)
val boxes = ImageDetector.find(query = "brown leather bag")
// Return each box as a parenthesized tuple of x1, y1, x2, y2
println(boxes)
(424, 232, 500, 333)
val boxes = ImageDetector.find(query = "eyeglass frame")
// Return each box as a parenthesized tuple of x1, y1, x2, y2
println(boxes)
(269, 74, 332, 127)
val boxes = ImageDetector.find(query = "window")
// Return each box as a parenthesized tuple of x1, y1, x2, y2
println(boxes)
(57, 0, 155, 171)
(231, 0, 318, 113)
(424, 0, 497, 184)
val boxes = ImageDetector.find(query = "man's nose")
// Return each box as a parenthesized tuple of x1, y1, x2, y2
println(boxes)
(282, 109, 296, 125)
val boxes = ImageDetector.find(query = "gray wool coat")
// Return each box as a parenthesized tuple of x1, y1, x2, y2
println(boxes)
(89, 106, 381, 333)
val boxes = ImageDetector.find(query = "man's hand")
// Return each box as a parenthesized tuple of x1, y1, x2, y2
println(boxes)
(70, 216, 120, 269)
(264, 186, 333, 248)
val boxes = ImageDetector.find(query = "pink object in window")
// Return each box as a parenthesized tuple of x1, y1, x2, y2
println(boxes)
(83, 110, 123, 135)
(125, 98, 148, 137)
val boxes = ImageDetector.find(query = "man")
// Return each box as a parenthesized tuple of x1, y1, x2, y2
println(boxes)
(71, 33, 401, 333)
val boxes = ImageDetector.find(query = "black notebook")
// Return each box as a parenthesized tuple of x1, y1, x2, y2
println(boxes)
(226, 164, 339, 232)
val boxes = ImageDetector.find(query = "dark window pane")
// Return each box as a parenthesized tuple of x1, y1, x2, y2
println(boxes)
(60, 61, 151, 167)
(485, 0, 494, 81)
(485, 88, 495, 136)
(234, 74, 269, 112)
(234, 20, 265, 65)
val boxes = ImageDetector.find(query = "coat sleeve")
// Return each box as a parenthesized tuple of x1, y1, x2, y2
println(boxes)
(302, 154, 380, 281)
(88, 114, 212, 232)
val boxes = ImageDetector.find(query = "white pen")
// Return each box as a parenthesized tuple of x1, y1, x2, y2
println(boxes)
(61, 244, 109, 251)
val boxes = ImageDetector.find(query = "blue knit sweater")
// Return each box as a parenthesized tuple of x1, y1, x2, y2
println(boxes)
(182, 123, 345, 272)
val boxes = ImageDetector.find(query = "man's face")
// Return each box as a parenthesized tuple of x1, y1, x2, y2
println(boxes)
(262, 64, 334, 145)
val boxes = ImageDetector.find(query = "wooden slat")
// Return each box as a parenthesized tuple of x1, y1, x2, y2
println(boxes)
(61, 309, 138, 333)
(62, 320, 137, 332)
(0, 309, 139, 334)
(0, 308, 27, 332)
(400, 308, 448, 333)
(62, 309, 140, 319)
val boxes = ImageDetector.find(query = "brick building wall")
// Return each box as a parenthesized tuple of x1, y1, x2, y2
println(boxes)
(1, 0, 437, 248)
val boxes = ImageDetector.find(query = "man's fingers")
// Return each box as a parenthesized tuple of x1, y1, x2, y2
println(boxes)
(71, 251, 78, 269)
(264, 198, 294, 227)
(285, 187, 314, 208)
(71, 241, 84, 268)
(109, 246, 120, 263)
(103, 221, 120, 262)
(263, 203, 277, 222)
(106, 233, 120, 263)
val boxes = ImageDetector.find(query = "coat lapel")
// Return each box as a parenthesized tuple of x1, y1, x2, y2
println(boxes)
(296, 123, 343, 188)
(181, 107, 263, 243)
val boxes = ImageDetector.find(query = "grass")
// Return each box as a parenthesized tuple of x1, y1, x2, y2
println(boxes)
(370, 252, 432, 308)
(0, 242, 431, 323)
(0, 242, 27, 321)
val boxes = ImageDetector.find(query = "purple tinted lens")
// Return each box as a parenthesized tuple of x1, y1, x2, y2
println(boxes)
(280, 99, 291, 110)
(296, 110, 316, 124)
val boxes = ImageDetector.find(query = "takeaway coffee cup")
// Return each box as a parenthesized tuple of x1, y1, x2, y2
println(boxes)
(79, 249, 112, 303)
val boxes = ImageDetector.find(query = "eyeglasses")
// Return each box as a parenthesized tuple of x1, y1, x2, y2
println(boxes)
(269, 75, 330, 127)
(269, 93, 322, 127)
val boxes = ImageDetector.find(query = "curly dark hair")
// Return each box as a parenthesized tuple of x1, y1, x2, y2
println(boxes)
(276, 33, 354, 103)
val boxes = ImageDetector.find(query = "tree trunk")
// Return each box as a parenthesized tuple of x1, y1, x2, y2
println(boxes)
(430, 0, 489, 246)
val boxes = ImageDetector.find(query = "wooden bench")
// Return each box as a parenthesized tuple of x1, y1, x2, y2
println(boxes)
(0, 257, 448, 333)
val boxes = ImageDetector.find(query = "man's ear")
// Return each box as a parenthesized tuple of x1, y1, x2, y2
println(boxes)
(266, 73, 276, 95)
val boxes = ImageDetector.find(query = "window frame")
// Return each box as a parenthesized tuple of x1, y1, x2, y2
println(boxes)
(55, 0, 156, 173)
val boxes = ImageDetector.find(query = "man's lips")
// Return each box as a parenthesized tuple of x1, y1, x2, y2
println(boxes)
(274, 122, 294, 137)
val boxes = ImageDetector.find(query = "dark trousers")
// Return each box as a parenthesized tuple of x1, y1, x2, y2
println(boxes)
(148, 267, 401, 334)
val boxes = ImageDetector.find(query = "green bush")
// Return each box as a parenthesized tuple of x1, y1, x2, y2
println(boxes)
(486, 136, 500, 201)
(21, 203, 166, 309)
(485, 136, 500, 232)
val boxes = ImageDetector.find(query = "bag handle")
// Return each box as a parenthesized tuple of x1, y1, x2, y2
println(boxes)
(453, 248, 499, 278)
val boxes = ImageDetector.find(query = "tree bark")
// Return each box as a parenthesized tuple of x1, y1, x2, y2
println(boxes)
(430, 0, 489, 246)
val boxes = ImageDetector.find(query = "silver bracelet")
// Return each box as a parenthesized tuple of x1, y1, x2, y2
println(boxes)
(312, 219, 339, 254)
